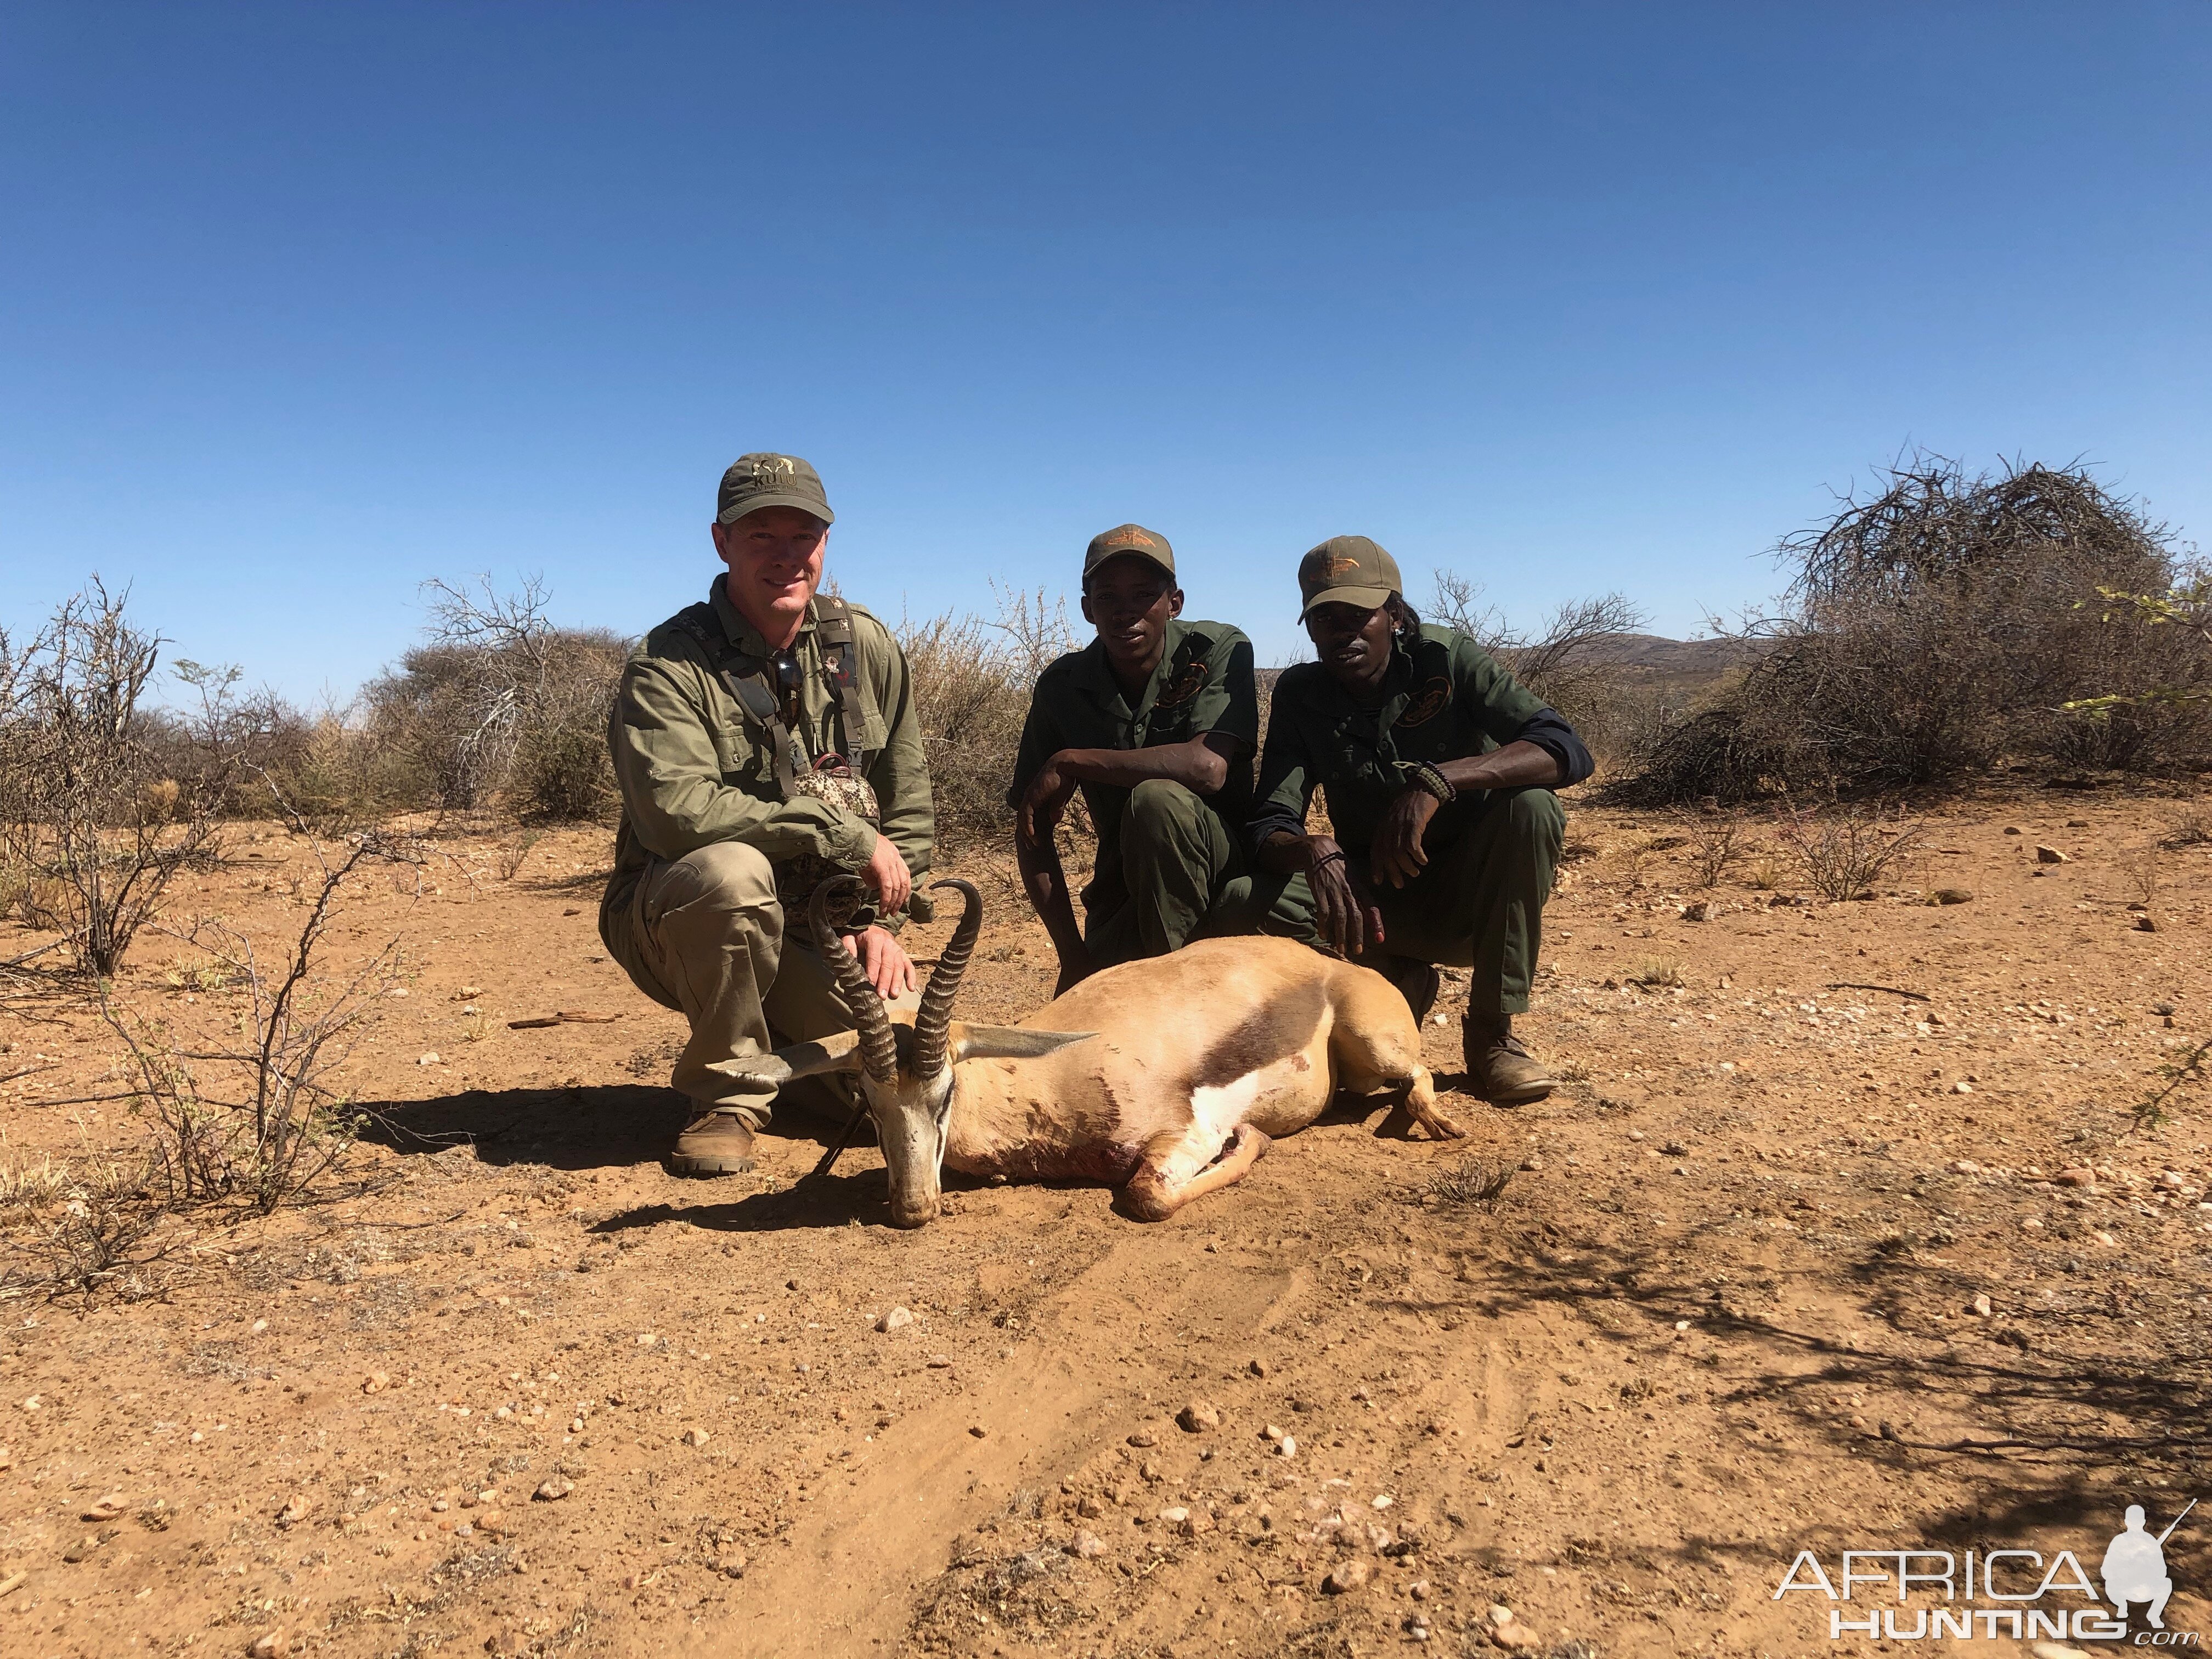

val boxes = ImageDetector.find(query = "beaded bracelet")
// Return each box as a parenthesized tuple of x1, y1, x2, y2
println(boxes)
(1400, 760, 1457, 804)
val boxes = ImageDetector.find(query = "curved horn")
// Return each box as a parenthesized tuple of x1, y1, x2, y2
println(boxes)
(910, 878, 983, 1079)
(810, 877, 898, 1084)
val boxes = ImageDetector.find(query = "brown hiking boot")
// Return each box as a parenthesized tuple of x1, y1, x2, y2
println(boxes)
(1463, 1024, 1554, 1107)
(669, 1109, 758, 1176)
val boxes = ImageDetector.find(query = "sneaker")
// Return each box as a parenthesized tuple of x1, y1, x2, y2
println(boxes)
(1373, 955, 1442, 1025)
(1463, 1027, 1555, 1107)
(669, 1109, 758, 1176)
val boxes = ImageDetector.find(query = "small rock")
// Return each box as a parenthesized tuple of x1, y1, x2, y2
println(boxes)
(1261, 1423, 1284, 1442)
(1176, 1401, 1221, 1433)
(1067, 1530, 1108, 1559)
(684, 1427, 710, 1448)
(2135, 916, 2159, 932)
(416, 1052, 441, 1066)
(1952, 1081, 1973, 1095)
(1323, 1559, 1372, 1594)
(1127, 1429, 1158, 1448)
(362, 1372, 390, 1395)
(1076, 1495, 1104, 1519)
(533, 1479, 572, 1502)
(1276, 1436, 1297, 1459)
(1138, 1459, 1163, 1482)
(2035, 845, 2068, 864)
(1410, 1578, 1431, 1600)
(1968, 1294, 1993, 1317)
(1951, 1158, 1982, 1173)
(2004, 825, 2022, 834)
(716, 1550, 747, 1578)
(926, 1355, 954, 1369)
(275, 1493, 312, 1527)
(1681, 901, 1713, 922)
(1489, 1620, 1541, 1651)
(2055, 1166, 2095, 1187)
(1247, 1358, 1269, 1378)
(968, 1425, 988, 1439)
(1933, 887, 1973, 905)
(1158, 1506, 1190, 1525)
(874, 1306, 914, 1333)
(475, 1508, 507, 1536)
(249, 1634, 290, 1658)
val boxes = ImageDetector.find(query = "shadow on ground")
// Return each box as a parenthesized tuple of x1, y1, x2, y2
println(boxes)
(359, 1082, 850, 1170)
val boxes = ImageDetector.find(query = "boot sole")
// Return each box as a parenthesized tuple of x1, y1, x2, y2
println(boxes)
(668, 1151, 757, 1176)
(1475, 1082, 1553, 1107)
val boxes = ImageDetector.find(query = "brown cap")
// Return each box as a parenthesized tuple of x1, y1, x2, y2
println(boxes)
(716, 453, 834, 526)
(1082, 523, 1176, 583)
(1297, 535, 1401, 619)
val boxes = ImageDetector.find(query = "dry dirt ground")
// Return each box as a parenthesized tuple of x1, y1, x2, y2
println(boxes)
(3, 789, 2210, 1659)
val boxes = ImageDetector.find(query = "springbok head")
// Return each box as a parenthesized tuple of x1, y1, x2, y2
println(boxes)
(732, 876, 1093, 1228)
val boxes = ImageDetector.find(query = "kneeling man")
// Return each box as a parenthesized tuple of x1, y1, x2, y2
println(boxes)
(601, 453, 935, 1175)
(1249, 537, 1592, 1104)
(1012, 524, 1258, 991)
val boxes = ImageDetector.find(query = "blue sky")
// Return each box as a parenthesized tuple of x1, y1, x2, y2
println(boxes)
(3, 2, 2207, 701)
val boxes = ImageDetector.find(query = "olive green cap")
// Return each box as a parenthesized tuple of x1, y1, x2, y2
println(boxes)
(1082, 523, 1176, 583)
(716, 453, 834, 526)
(1297, 535, 1401, 619)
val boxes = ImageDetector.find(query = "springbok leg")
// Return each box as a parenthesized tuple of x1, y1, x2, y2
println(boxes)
(1122, 1123, 1273, 1221)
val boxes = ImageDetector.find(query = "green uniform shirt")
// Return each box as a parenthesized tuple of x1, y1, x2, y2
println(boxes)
(1251, 624, 1549, 854)
(606, 579, 935, 919)
(1009, 618, 1259, 893)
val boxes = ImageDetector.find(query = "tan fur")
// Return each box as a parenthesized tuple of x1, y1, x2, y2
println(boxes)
(944, 938, 1465, 1218)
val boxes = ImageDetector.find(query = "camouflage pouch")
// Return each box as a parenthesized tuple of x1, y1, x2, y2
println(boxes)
(775, 754, 881, 914)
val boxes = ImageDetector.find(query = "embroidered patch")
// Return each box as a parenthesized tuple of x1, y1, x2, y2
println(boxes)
(1154, 659, 1210, 709)
(1394, 675, 1452, 728)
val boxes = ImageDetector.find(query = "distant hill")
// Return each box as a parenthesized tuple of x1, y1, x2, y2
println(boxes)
(1570, 633, 1763, 676)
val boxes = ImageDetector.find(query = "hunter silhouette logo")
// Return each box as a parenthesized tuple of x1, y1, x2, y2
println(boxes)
(2106, 1499, 2192, 1629)
(1102, 528, 1159, 550)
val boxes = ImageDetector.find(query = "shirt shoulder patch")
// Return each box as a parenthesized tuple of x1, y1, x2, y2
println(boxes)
(1155, 657, 1211, 709)
(1395, 675, 1453, 729)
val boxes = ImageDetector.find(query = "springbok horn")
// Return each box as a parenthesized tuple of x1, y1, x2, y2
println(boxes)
(809, 876, 898, 1084)
(910, 878, 982, 1079)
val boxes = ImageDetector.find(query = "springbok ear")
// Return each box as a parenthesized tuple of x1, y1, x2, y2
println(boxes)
(707, 1029, 866, 1091)
(952, 1024, 1097, 1064)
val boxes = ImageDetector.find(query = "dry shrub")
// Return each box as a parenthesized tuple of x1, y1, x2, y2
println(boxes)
(1675, 807, 1746, 888)
(899, 585, 1080, 858)
(0, 582, 277, 974)
(1626, 457, 2210, 803)
(1779, 803, 1922, 901)
(353, 576, 627, 821)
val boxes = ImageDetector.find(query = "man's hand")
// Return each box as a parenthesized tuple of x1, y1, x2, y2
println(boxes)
(1306, 834, 1385, 958)
(862, 832, 912, 916)
(852, 925, 917, 999)
(1371, 787, 1440, 889)
(1017, 759, 1079, 851)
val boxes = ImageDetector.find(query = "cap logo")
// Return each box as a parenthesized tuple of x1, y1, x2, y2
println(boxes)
(749, 456, 798, 486)
(1102, 528, 1158, 550)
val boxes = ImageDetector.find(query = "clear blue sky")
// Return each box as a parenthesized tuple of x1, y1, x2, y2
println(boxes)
(4, 2, 2207, 701)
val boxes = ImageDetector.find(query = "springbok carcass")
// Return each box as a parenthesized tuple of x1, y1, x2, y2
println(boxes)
(739, 878, 1468, 1227)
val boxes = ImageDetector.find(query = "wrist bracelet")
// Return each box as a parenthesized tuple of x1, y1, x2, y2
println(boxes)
(1311, 847, 1348, 872)
(1400, 760, 1457, 804)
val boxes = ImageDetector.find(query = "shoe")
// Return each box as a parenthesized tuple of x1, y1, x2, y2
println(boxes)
(669, 1109, 758, 1176)
(1463, 1025, 1554, 1106)
(1373, 955, 1442, 1025)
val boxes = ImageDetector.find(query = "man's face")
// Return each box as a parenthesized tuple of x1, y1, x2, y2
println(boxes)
(712, 506, 827, 632)
(1081, 555, 1182, 679)
(1305, 600, 1396, 693)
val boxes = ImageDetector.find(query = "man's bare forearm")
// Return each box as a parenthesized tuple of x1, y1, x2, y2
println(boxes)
(1015, 838, 1090, 966)
(1435, 740, 1563, 795)
(1051, 735, 1235, 798)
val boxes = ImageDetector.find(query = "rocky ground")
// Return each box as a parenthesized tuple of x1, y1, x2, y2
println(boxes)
(1, 788, 2209, 1659)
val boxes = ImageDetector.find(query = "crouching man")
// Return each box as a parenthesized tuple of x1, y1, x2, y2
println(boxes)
(1248, 537, 1592, 1104)
(601, 453, 935, 1174)
(1012, 524, 1259, 990)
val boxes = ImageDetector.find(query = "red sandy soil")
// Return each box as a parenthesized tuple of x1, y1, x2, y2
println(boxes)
(2, 788, 2208, 1658)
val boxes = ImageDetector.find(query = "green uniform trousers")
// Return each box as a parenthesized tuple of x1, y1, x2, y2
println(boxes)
(1082, 778, 1249, 972)
(1224, 787, 1564, 1020)
(600, 841, 916, 1128)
